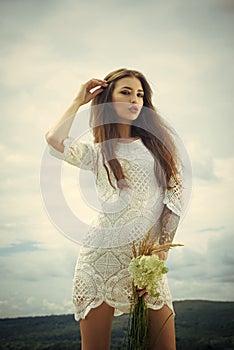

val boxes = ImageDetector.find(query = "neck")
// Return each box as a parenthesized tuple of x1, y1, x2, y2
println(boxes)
(117, 123, 131, 139)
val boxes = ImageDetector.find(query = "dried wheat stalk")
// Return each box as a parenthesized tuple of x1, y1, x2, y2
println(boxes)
(132, 226, 183, 258)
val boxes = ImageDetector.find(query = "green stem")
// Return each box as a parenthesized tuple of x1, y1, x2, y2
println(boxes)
(124, 292, 148, 350)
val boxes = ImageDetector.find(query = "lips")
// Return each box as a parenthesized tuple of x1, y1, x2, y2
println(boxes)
(128, 106, 139, 113)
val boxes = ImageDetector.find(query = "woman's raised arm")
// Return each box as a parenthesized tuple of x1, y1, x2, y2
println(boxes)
(45, 79, 108, 152)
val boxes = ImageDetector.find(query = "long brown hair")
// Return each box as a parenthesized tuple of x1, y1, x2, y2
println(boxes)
(90, 68, 180, 190)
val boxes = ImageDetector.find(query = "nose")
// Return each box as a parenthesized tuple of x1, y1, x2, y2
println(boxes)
(130, 93, 138, 103)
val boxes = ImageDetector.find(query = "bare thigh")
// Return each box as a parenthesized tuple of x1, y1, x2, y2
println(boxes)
(147, 305, 176, 350)
(79, 302, 114, 350)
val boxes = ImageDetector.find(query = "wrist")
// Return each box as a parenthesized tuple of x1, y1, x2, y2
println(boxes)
(72, 98, 82, 108)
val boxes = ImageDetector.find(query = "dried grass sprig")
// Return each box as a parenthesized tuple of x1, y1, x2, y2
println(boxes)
(132, 226, 183, 258)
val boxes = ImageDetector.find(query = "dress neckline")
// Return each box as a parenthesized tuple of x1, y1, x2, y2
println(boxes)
(117, 138, 141, 144)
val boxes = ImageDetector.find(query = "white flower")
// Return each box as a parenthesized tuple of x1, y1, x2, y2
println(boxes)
(128, 254, 168, 297)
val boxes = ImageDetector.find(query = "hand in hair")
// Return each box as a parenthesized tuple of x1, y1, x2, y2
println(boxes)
(74, 79, 108, 106)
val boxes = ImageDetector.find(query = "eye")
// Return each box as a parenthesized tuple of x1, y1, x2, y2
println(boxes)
(121, 90, 130, 95)
(137, 93, 144, 98)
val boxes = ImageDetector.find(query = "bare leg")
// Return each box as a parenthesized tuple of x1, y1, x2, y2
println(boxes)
(147, 305, 176, 350)
(79, 302, 114, 350)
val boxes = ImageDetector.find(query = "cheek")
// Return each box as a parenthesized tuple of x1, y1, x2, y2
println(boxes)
(113, 102, 124, 116)
(112, 93, 125, 103)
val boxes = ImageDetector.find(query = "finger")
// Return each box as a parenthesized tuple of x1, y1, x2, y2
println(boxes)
(95, 79, 108, 86)
(157, 251, 167, 260)
(94, 79, 108, 85)
(138, 290, 148, 297)
(91, 87, 105, 98)
(161, 252, 168, 260)
(86, 79, 108, 90)
(137, 288, 146, 296)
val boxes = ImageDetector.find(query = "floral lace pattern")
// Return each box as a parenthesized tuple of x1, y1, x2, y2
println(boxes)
(49, 137, 181, 320)
(72, 245, 174, 320)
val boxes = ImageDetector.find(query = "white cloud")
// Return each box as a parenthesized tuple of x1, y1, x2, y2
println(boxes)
(26, 296, 35, 305)
(168, 230, 234, 300)
(42, 299, 64, 312)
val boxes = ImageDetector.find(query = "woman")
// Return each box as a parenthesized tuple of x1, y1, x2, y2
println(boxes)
(46, 68, 183, 350)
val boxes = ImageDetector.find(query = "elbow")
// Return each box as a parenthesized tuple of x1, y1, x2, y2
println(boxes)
(45, 131, 55, 146)
(45, 131, 51, 144)
(45, 131, 64, 153)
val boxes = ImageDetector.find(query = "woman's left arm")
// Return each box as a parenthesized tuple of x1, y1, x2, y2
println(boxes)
(157, 205, 180, 260)
(159, 205, 180, 245)
(138, 206, 180, 296)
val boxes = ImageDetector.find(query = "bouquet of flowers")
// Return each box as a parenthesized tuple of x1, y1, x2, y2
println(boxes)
(124, 228, 183, 350)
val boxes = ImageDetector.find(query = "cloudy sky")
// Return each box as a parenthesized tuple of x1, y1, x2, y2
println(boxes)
(0, 0, 233, 318)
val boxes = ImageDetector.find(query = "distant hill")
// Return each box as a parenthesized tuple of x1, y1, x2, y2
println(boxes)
(0, 300, 233, 349)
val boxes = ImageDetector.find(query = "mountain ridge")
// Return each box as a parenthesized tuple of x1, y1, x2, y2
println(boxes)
(0, 300, 233, 349)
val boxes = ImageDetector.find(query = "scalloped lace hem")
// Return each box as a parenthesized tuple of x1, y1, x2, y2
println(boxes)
(73, 299, 175, 321)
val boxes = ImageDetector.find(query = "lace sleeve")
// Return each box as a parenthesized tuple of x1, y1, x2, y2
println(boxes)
(158, 175, 183, 245)
(49, 137, 97, 172)
(158, 205, 180, 245)
(163, 176, 183, 216)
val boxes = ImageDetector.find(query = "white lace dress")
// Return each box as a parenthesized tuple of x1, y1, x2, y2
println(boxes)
(49, 137, 182, 321)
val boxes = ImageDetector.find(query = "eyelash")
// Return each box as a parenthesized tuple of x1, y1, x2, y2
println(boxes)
(121, 90, 144, 98)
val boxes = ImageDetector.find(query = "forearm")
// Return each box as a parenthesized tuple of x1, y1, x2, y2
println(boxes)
(159, 205, 180, 245)
(45, 79, 107, 152)
(45, 98, 82, 152)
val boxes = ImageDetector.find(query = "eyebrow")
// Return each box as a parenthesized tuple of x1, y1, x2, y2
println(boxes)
(120, 86, 144, 92)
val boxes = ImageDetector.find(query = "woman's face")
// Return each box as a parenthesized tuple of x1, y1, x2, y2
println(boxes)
(111, 77, 144, 121)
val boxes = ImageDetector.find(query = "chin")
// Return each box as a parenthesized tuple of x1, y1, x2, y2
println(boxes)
(117, 113, 140, 122)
